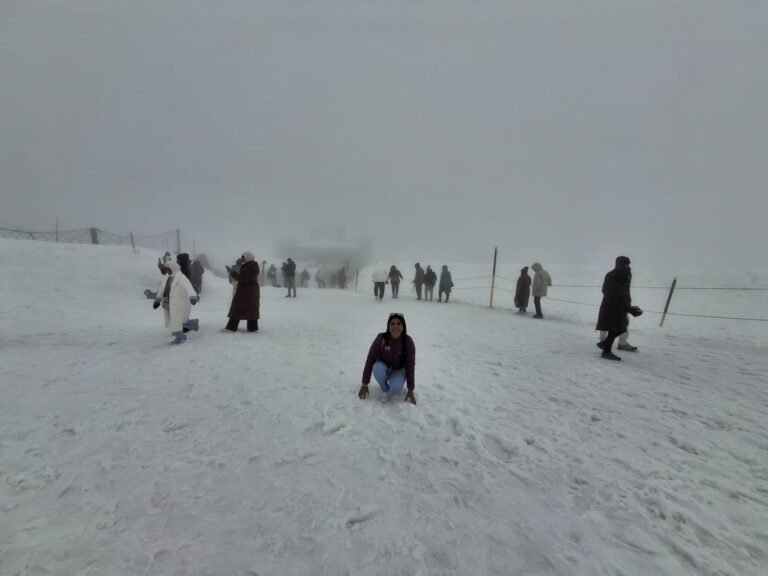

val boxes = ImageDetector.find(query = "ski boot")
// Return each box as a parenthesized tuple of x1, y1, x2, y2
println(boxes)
(183, 319, 199, 332)
(172, 331, 188, 344)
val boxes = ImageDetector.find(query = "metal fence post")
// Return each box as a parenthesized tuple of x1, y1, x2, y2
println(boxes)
(489, 247, 498, 308)
(660, 277, 677, 327)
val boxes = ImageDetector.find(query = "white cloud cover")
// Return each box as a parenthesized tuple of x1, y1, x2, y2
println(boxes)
(1, 0, 767, 268)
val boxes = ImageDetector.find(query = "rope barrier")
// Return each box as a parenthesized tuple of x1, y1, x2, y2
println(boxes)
(452, 275, 493, 282)
(452, 274, 768, 292)
(545, 297, 768, 322)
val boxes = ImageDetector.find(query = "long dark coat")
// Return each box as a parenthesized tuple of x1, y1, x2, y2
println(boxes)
(190, 260, 204, 293)
(596, 266, 631, 333)
(228, 261, 260, 320)
(514, 271, 531, 309)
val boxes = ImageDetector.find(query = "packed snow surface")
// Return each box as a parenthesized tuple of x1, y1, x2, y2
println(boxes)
(1, 238, 767, 576)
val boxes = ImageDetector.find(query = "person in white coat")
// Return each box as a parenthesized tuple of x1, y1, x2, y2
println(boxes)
(371, 265, 389, 301)
(153, 261, 199, 343)
(531, 262, 552, 319)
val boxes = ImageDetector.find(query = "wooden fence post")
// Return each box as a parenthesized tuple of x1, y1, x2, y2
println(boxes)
(489, 247, 498, 308)
(660, 277, 677, 327)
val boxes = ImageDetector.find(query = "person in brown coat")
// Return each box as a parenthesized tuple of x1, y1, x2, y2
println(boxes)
(224, 251, 260, 332)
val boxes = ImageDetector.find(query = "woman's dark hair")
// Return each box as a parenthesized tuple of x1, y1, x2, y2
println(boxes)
(384, 313, 406, 338)
(382, 313, 408, 366)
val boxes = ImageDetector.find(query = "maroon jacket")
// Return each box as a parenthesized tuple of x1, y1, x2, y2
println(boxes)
(362, 333, 416, 391)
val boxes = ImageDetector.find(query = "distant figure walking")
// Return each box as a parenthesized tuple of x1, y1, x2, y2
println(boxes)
(191, 259, 205, 294)
(596, 256, 641, 360)
(438, 265, 453, 303)
(388, 265, 403, 298)
(300, 268, 310, 288)
(284, 258, 297, 297)
(372, 265, 388, 301)
(413, 263, 425, 300)
(267, 264, 278, 287)
(176, 253, 192, 282)
(423, 266, 437, 301)
(531, 262, 552, 318)
(514, 266, 531, 313)
(224, 252, 260, 333)
(152, 261, 198, 343)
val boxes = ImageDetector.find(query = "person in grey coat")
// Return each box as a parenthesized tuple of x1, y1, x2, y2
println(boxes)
(438, 265, 453, 303)
(412, 263, 425, 300)
(531, 262, 552, 318)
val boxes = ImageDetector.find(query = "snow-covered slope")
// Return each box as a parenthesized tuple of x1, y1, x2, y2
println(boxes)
(1, 238, 766, 576)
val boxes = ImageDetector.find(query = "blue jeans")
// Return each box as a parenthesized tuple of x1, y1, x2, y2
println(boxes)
(372, 361, 406, 394)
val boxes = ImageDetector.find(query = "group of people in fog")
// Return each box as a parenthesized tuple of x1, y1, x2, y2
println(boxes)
(149, 250, 639, 394)
(374, 263, 452, 302)
(514, 262, 552, 318)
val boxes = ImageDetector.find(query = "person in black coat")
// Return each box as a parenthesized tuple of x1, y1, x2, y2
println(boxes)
(596, 256, 634, 361)
(176, 253, 192, 282)
(190, 259, 205, 294)
(514, 267, 532, 313)
(224, 252, 260, 332)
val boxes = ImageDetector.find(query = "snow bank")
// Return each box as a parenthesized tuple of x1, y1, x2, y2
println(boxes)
(1, 238, 767, 576)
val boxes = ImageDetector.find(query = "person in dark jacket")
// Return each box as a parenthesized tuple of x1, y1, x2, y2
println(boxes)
(267, 264, 277, 287)
(284, 258, 297, 297)
(423, 266, 437, 301)
(514, 266, 532, 313)
(596, 256, 634, 360)
(438, 265, 453, 303)
(190, 259, 205, 294)
(388, 265, 404, 298)
(412, 263, 425, 300)
(176, 253, 192, 281)
(358, 313, 416, 404)
(300, 268, 310, 288)
(224, 251, 260, 332)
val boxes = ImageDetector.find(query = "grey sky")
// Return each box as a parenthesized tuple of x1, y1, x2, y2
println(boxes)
(2, 0, 766, 270)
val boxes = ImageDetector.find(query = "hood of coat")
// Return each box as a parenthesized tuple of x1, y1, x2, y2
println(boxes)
(531, 262, 543, 272)
(520, 266, 529, 275)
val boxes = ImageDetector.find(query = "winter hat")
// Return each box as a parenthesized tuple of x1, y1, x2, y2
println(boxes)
(615, 256, 631, 267)
(242, 251, 256, 262)
(521, 266, 529, 274)
(442, 265, 448, 271)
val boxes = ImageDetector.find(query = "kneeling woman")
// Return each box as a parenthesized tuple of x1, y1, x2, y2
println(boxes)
(359, 313, 416, 404)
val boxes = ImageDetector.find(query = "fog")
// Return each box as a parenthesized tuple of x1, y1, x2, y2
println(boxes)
(2, 0, 766, 271)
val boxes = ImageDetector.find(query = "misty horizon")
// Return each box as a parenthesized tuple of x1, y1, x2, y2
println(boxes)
(2, 0, 766, 271)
